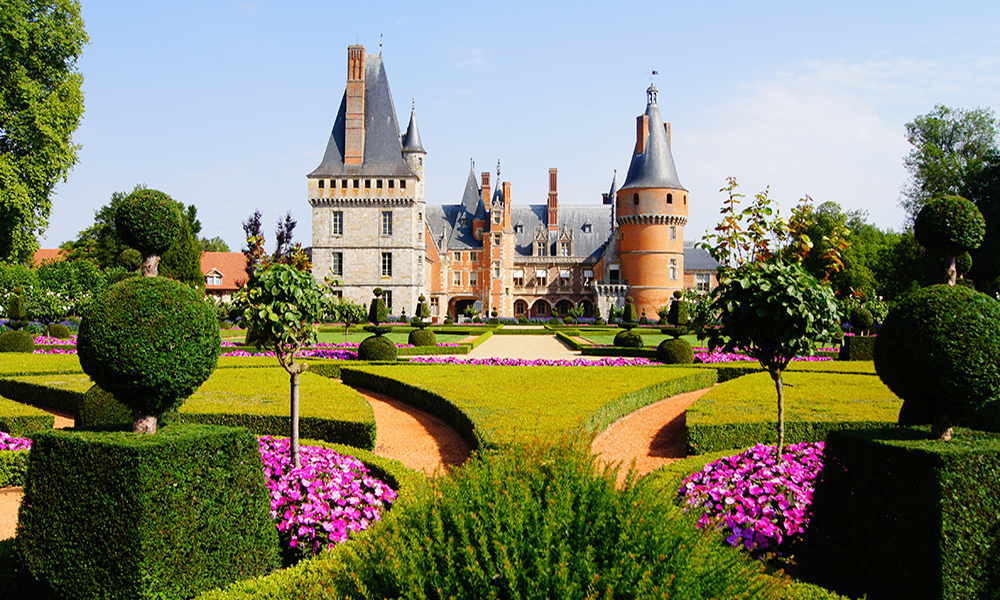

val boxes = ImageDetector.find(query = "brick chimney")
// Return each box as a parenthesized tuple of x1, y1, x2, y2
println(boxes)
(547, 168, 558, 231)
(345, 45, 366, 166)
(665, 122, 671, 146)
(481, 171, 491, 207)
(634, 114, 649, 156)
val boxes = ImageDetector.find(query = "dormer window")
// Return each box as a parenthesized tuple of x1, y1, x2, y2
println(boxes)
(583, 223, 592, 233)
(514, 223, 524, 234)
(460, 214, 468, 227)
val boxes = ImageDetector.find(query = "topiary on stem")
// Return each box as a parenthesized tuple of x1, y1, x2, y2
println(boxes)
(114, 189, 184, 277)
(77, 276, 220, 434)
(874, 284, 1000, 440)
(913, 195, 985, 286)
(849, 306, 874, 336)
(619, 297, 638, 331)
(360, 289, 396, 361)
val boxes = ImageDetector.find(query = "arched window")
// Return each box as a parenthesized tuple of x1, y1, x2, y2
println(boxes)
(667, 193, 673, 204)
(633, 193, 639, 205)
(514, 300, 527, 315)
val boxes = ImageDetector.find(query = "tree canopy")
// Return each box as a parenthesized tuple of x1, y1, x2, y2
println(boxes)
(0, 0, 88, 264)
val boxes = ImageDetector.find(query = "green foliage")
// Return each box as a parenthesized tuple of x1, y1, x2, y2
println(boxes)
(0, 450, 29, 488)
(77, 384, 130, 429)
(199, 236, 230, 253)
(0, 331, 33, 353)
(77, 276, 220, 421)
(42, 323, 70, 339)
(838, 335, 875, 361)
(113, 188, 183, 259)
(875, 284, 1000, 433)
(158, 210, 205, 289)
(357, 335, 398, 361)
(406, 328, 436, 347)
(414, 294, 430, 322)
(668, 295, 690, 328)
(367, 289, 389, 326)
(0, 0, 88, 264)
(848, 306, 873, 332)
(698, 177, 786, 270)
(657, 337, 694, 364)
(914, 195, 985, 256)
(686, 371, 900, 454)
(803, 427, 1000, 600)
(613, 329, 643, 348)
(17, 424, 280, 600)
(0, 393, 53, 436)
(620, 296, 638, 329)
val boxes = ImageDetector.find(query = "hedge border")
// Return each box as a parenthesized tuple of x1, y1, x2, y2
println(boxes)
(685, 420, 894, 455)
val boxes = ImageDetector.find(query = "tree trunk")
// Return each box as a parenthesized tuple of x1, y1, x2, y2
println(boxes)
(770, 367, 785, 458)
(931, 412, 954, 441)
(134, 413, 157, 434)
(142, 254, 160, 277)
(945, 253, 957, 286)
(290, 370, 301, 468)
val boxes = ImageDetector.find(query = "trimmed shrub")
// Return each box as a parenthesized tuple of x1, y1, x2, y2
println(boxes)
(613, 329, 643, 348)
(407, 328, 436, 347)
(874, 284, 1000, 433)
(357, 335, 398, 361)
(913, 195, 985, 255)
(17, 424, 280, 600)
(838, 335, 875, 361)
(802, 427, 1000, 600)
(114, 189, 184, 258)
(78, 384, 132, 429)
(77, 276, 220, 420)
(0, 451, 29, 487)
(657, 337, 694, 364)
(42, 323, 71, 340)
(848, 307, 873, 333)
(0, 331, 33, 354)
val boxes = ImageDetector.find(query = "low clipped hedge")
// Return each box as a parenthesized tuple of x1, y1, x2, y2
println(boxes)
(0, 377, 87, 417)
(0, 396, 53, 437)
(838, 335, 875, 361)
(17, 424, 280, 600)
(0, 332, 34, 354)
(802, 427, 1000, 600)
(0, 451, 29, 487)
(686, 371, 901, 454)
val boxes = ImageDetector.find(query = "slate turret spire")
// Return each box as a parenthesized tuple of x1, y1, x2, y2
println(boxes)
(402, 100, 425, 154)
(621, 84, 685, 191)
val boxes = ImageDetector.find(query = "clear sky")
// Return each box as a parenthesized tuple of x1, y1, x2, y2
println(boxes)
(42, 0, 1000, 252)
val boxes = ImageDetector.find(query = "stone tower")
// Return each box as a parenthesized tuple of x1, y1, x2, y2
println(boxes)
(307, 45, 426, 315)
(615, 84, 688, 318)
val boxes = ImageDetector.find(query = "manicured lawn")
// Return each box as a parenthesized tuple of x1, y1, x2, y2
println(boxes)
(0, 354, 83, 376)
(576, 331, 702, 347)
(343, 364, 714, 446)
(315, 330, 470, 345)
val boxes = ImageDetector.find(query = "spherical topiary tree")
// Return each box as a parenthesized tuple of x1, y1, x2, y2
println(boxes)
(0, 330, 34, 353)
(44, 323, 72, 339)
(849, 306, 874, 335)
(613, 329, 643, 348)
(360, 289, 397, 361)
(77, 276, 220, 434)
(657, 338, 694, 364)
(408, 295, 437, 347)
(874, 284, 1000, 440)
(913, 196, 985, 286)
(114, 189, 184, 277)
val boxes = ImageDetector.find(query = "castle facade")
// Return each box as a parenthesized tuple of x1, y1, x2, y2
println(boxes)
(308, 45, 717, 321)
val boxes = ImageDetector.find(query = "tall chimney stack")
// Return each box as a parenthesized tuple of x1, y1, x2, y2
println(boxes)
(344, 45, 366, 166)
(547, 168, 558, 231)
(634, 114, 649, 156)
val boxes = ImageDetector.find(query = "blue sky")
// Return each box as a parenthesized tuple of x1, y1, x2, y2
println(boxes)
(43, 0, 1000, 251)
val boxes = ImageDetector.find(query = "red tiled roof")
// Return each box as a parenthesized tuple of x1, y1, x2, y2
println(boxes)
(32, 249, 65, 266)
(201, 252, 249, 292)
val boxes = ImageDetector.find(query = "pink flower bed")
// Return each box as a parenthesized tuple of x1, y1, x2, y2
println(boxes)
(258, 436, 397, 554)
(692, 349, 833, 364)
(0, 432, 31, 451)
(32, 335, 77, 345)
(408, 356, 657, 367)
(678, 442, 824, 553)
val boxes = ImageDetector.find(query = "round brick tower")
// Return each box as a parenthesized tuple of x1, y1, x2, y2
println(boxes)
(615, 85, 688, 318)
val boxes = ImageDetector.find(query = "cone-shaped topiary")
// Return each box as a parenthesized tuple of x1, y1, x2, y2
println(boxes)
(408, 328, 437, 347)
(77, 276, 220, 434)
(0, 330, 34, 353)
(415, 295, 431, 328)
(914, 196, 985, 285)
(620, 297, 638, 331)
(657, 338, 694, 364)
(114, 189, 184, 277)
(874, 284, 1000, 440)
(368, 289, 389, 326)
(358, 335, 398, 361)
(613, 330, 643, 348)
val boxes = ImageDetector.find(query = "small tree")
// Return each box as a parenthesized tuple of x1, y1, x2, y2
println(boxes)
(239, 263, 326, 468)
(913, 195, 985, 286)
(330, 296, 367, 343)
(114, 189, 184, 277)
(706, 261, 840, 456)
(409, 295, 437, 346)
(359, 289, 397, 361)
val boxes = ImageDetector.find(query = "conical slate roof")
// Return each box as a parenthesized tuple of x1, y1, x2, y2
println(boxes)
(621, 85, 685, 191)
(460, 165, 485, 218)
(309, 54, 416, 178)
(402, 105, 425, 153)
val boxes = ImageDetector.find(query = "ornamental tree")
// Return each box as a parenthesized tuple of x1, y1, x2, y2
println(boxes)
(705, 261, 840, 456)
(114, 189, 183, 277)
(913, 195, 985, 285)
(238, 262, 326, 468)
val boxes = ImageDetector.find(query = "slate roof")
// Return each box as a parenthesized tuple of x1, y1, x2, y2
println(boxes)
(402, 106, 425, 154)
(309, 54, 416, 179)
(621, 85, 686, 192)
(682, 241, 720, 271)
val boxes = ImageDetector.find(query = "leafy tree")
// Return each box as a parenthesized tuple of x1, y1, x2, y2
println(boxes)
(901, 105, 999, 220)
(237, 263, 326, 468)
(158, 212, 204, 290)
(273, 211, 297, 263)
(706, 261, 840, 455)
(913, 195, 985, 286)
(0, 0, 88, 264)
(199, 236, 230, 253)
(114, 189, 183, 277)
(61, 188, 133, 268)
(329, 296, 367, 343)
(241, 210, 263, 280)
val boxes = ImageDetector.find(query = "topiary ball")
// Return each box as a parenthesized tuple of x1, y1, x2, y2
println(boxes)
(77, 276, 220, 419)
(657, 338, 694, 364)
(357, 335, 398, 361)
(849, 307, 874, 333)
(613, 330, 643, 348)
(78, 384, 132, 429)
(114, 189, 184, 257)
(913, 195, 985, 255)
(874, 284, 1000, 430)
(408, 328, 437, 347)
(0, 331, 34, 353)
(44, 323, 72, 340)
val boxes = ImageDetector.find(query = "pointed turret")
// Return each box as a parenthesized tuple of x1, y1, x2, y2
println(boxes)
(402, 102, 426, 154)
(621, 85, 685, 191)
(460, 164, 484, 218)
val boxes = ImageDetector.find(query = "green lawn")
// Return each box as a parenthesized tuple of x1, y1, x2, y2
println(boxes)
(576, 332, 703, 347)
(342, 364, 715, 446)
(315, 330, 470, 345)
(0, 353, 83, 376)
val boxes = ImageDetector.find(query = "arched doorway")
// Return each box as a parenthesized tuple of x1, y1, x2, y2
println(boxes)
(514, 300, 528, 317)
(530, 299, 550, 318)
(555, 299, 573, 317)
(577, 299, 593, 318)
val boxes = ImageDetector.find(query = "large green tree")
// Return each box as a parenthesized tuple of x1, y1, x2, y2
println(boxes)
(0, 0, 87, 264)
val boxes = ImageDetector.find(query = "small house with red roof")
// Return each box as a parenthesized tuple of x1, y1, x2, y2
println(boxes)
(201, 252, 249, 302)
